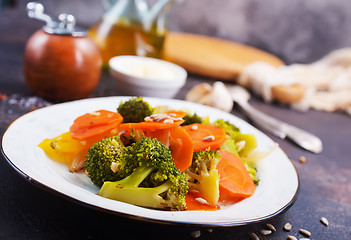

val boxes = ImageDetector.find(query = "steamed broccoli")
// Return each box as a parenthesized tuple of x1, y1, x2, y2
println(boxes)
(214, 119, 257, 157)
(98, 137, 188, 210)
(117, 97, 153, 123)
(214, 119, 259, 185)
(184, 150, 221, 206)
(181, 113, 203, 126)
(245, 161, 260, 185)
(84, 136, 132, 187)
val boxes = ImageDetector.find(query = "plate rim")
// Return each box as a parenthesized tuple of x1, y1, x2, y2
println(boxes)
(1, 96, 300, 227)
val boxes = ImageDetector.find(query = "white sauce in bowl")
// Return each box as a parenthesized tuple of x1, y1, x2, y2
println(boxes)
(118, 62, 178, 81)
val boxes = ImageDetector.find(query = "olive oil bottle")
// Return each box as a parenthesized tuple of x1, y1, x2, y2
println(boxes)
(88, 19, 166, 66)
(88, 0, 179, 66)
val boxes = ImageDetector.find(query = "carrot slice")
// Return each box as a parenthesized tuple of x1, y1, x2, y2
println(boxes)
(119, 119, 184, 131)
(70, 110, 122, 140)
(185, 191, 220, 211)
(165, 110, 187, 118)
(142, 126, 193, 172)
(169, 126, 194, 172)
(73, 110, 120, 129)
(68, 131, 117, 172)
(182, 124, 227, 151)
(144, 129, 171, 148)
(217, 149, 256, 202)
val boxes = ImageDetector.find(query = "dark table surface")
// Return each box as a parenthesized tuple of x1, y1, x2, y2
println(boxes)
(1, 5, 351, 240)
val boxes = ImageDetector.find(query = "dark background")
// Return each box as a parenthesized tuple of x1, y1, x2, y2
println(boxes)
(5, 0, 351, 65)
(1, 1, 351, 240)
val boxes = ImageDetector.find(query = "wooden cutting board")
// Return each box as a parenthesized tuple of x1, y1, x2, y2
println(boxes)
(163, 32, 284, 81)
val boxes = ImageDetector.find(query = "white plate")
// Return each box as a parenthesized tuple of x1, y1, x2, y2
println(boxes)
(1, 96, 299, 226)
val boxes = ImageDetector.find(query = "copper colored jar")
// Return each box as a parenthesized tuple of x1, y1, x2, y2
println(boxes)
(24, 2, 102, 101)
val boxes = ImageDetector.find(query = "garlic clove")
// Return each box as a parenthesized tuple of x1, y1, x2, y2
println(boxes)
(209, 81, 233, 112)
(185, 83, 212, 103)
(185, 81, 233, 112)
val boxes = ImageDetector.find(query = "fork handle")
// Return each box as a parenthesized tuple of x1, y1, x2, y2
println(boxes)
(236, 100, 323, 153)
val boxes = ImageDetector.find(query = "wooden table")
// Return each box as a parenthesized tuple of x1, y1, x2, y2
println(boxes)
(1, 6, 350, 240)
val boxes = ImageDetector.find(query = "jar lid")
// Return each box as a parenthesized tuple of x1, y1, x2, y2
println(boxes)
(27, 2, 86, 37)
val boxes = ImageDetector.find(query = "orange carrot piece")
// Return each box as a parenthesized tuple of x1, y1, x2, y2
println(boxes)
(165, 110, 187, 118)
(182, 124, 227, 151)
(144, 129, 171, 148)
(72, 110, 121, 129)
(143, 126, 193, 172)
(169, 126, 194, 172)
(185, 191, 220, 211)
(68, 131, 117, 172)
(119, 119, 184, 131)
(217, 149, 256, 201)
(70, 110, 122, 140)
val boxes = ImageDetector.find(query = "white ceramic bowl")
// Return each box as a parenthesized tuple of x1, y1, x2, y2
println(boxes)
(109, 56, 187, 98)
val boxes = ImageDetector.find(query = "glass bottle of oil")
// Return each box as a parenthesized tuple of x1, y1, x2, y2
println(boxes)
(89, 0, 180, 66)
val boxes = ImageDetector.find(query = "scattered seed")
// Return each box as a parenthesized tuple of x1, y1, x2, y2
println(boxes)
(299, 156, 306, 163)
(190, 230, 201, 238)
(320, 217, 329, 226)
(89, 111, 101, 116)
(195, 197, 209, 205)
(144, 116, 153, 122)
(249, 232, 260, 240)
(284, 223, 293, 231)
(299, 238, 310, 240)
(110, 162, 118, 173)
(203, 135, 215, 141)
(149, 113, 167, 121)
(259, 229, 272, 235)
(287, 235, 297, 240)
(191, 124, 198, 130)
(206, 228, 213, 233)
(111, 128, 119, 135)
(111, 139, 119, 148)
(163, 118, 174, 124)
(118, 130, 127, 137)
(50, 141, 59, 150)
(236, 141, 245, 151)
(299, 229, 311, 237)
(144, 113, 182, 123)
(266, 223, 277, 232)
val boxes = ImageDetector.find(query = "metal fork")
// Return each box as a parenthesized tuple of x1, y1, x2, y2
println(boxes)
(226, 85, 323, 154)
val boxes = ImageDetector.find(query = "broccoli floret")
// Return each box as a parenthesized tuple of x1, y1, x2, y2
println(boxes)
(214, 119, 259, 185)
(117, 97, 153, 123)
(181, 113, 203, 126)
(98, 137, 188, 211)
(84, 136, 132, 187)
(184, 150, 221, 206)
(214, 119, 257, 157)
(244, 161, 260, 185)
